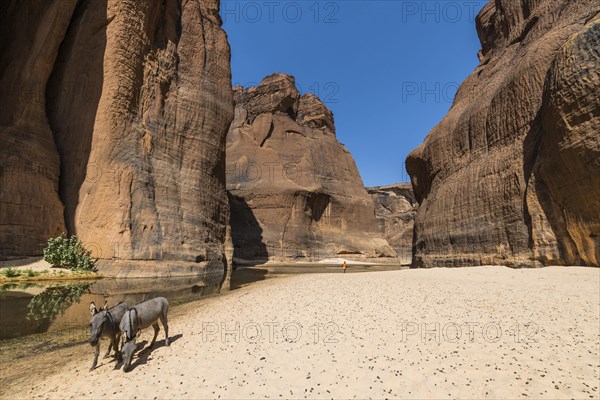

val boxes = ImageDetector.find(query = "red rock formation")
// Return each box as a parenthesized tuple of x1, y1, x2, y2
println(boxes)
(368, 184, 416, 264)
(1, 0, 234, 277)
(407, 0, 600, 267)
(533, 16, 600, 266)
(227, 74, 395, 262)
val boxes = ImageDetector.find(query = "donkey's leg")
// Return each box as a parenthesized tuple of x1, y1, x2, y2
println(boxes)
(104, 337, 113, 358)
(160, 314, 170, 346)
(149, 323, 160, 348)
(115, 332, 123, 361)
(90, 343, 100, 371)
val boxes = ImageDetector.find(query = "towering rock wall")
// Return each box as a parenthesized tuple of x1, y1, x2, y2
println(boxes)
(0, 0, 234, 277)
(406, 0, 600, 267)
(368, 184, 416, 264)
(0, 1, 74, 257)
(227, 74, 395, 263)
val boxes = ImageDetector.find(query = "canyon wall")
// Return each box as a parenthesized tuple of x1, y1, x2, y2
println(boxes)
(0, 1, 73, 257)
(227, 74, 395, 263)
(368, 184, 416, 264)
(406, 0, 600, 267)
(0, 0, 234, 277)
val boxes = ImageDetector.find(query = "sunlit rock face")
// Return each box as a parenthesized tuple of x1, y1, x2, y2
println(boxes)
(226, 74, 396, 263)
(0, 0, 234, 276)
(406, 0, 600, 267)
(368, 184, 417, 264)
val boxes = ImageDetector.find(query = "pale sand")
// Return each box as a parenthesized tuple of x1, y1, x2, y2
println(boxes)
(0, 258, 78, 276)
(3, 266, 599, 399)
(0, 258, 57, 272)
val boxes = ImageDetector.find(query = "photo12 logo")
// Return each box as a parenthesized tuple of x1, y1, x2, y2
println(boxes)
(201, 321, 340, 344)
(401, 81, 460, 103)
(222, 1, 341, 24)
(234, 80, 340, 104)
(400, 321, 540, 343)
(400, 1, 486, 24)
(226, 159, 345, 186)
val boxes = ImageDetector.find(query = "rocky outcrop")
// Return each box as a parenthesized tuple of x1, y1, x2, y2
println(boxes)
(368, 184, 416, 263)
(406, 0, 600, 267)
(227, 74, 395, 262)
(0, 0, 234, 277)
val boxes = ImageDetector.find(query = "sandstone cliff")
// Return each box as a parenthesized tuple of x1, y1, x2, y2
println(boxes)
(0, 1, 73, 257)
(368, 184, 416, 264)
(0, 0, 234, 277)
(227, 74, 395, 262)
(406, 0, 600, 267)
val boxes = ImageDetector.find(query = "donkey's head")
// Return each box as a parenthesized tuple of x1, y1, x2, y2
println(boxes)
(121, 339, 137, 372)
(120, 308, 138, 372)
(89, 300, 108, 346)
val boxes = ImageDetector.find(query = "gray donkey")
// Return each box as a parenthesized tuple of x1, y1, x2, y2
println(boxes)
(119, 297, 170, 372)
(89, 300, 128, 371)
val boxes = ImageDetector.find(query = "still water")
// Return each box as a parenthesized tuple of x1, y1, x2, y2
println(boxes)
(0, 274, 226, 341)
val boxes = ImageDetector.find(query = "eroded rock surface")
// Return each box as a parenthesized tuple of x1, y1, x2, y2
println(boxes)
(227, 74, 395, 262)
(406, 0, 600, 267)
(368, 184, 416, 264)
(1, 0, 234, 277)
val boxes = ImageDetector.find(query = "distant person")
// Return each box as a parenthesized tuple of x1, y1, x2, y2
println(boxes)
(342, 261, 347, 273)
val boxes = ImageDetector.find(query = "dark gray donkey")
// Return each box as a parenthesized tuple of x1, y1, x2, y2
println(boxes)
(89, 300, 128, 371)
(119, 297, 170, 372)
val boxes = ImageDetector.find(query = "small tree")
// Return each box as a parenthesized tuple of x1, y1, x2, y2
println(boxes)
(43, 233, 97, 271)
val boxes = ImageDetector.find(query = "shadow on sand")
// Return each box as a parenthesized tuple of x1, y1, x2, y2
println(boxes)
(115, 334, 183, 372)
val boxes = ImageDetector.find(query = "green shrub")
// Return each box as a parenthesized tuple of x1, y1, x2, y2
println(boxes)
(24, 269, 40, 277)
(1, 266, 21, 278)
(43, 233, 97, 271)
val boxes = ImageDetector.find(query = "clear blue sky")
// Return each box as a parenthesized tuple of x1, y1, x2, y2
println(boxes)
(222, 0, 487, 186)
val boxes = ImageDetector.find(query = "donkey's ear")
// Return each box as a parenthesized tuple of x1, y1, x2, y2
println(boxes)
(89, 302, 97, 316)
(103, 300, 108, 311)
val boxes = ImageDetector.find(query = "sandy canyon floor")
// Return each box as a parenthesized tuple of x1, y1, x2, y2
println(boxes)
(1, 266, 599, 399)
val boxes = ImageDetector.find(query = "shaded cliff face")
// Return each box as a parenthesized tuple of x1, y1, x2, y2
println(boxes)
(227, 74, 395, 262)
(368, 184, 416, 264)
(0, 0, 234, 276)
(0, 1, 74, 257)
(406, 0, 600, 267)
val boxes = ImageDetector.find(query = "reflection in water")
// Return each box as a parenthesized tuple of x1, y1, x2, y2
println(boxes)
(230, 268, 269, 290)
(1, 282, 39, 292)
(228, 264, 408, 290)
(0, 272, 225, 341)
(26, 283, 91, 321)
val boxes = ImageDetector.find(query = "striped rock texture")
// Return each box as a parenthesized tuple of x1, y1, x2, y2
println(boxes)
(406, 0, 600, 267)
(0, 0, 234, 277)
